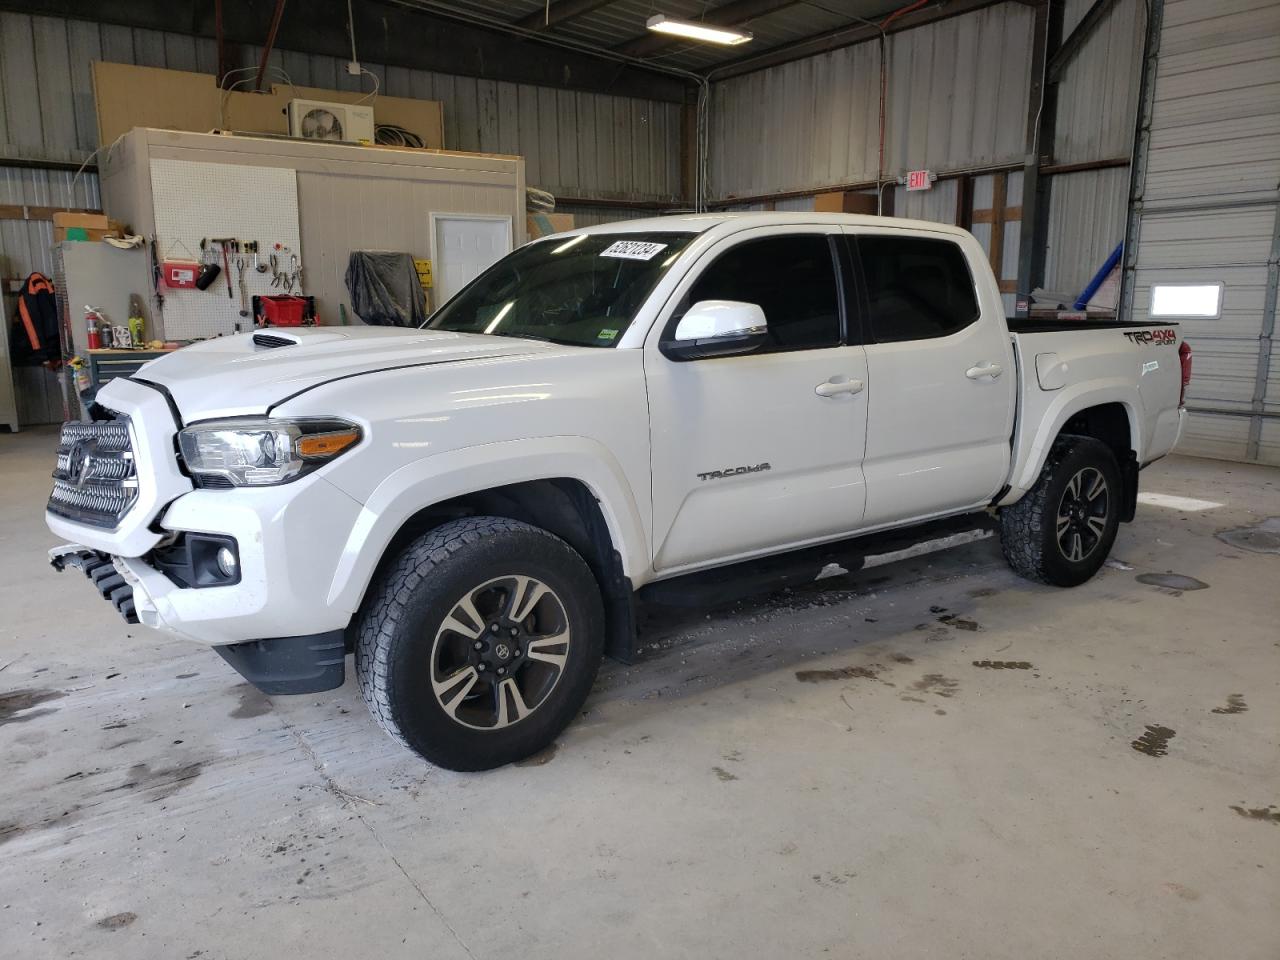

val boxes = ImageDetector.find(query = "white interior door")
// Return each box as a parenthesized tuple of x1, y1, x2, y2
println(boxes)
(433, 215, 513, 305)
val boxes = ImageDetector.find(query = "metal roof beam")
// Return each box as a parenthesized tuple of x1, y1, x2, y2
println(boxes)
(515, 0, 619, 30)
(705, 0, 1007, 80)
(0, 0, 694, 101)
(1047, 0, 1124, 82)
(614, 0, 800, 59)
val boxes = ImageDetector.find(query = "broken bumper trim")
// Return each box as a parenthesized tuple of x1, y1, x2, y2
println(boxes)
(50, 545, 139, 624)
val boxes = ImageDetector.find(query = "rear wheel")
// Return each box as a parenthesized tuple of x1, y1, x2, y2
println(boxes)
(356, 517, 604, 770)
(1000, 435, 1122, 587)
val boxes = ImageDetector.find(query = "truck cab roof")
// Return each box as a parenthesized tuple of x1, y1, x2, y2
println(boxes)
(554, 211, 975, 241)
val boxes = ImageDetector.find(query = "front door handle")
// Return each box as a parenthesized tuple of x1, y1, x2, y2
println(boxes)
(966, 362, 1003, 380)
(815, 378, 865, 397)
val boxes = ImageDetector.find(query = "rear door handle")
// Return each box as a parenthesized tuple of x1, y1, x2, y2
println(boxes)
(965, 362, 1003, 380)
(815, 378, 865, 397)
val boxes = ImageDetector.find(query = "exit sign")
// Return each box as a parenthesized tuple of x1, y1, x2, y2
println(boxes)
(906, 169, 933, 191)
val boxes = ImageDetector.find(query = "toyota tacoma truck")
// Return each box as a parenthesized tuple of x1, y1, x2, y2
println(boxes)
(46, 213, 1191, 770)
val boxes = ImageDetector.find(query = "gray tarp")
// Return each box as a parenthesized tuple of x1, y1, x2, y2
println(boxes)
(344, 251, 427, 327)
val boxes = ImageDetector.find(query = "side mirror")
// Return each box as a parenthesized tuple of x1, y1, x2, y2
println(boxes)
(660, 300, 769, 361)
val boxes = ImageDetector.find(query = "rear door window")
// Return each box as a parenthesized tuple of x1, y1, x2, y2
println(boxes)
(856, 236, 979, 342)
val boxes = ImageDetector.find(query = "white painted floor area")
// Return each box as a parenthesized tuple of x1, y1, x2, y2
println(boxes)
(1, 426, 1278, 959)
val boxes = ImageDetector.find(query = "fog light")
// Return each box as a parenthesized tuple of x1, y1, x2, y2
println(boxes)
(216, 546, 239, 578)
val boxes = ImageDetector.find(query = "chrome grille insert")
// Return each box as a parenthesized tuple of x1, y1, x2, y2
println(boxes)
(48, 414, 139, 528)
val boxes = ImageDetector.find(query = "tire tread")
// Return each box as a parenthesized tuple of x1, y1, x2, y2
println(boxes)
(355, 517, 566, 752)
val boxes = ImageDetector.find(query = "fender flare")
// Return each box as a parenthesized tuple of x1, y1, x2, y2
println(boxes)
(324, 436, 650, 614)
(1002, 381, 1143, 504)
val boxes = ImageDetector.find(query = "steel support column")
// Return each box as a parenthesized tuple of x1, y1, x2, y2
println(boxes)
(1014, 0, 1063, 316)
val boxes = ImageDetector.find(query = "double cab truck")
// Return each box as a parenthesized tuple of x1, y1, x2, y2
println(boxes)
(46, 213, 1191, 769)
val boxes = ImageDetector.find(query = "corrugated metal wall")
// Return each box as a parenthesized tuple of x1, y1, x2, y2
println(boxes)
(1042, 0, 1144, 297)
(1055, 0, 1144, 164)
(708, 0, 1145, 309)
(708, 3, 1036, 202)
(1126, 0, 1280, 464)
(0, 10, 681, 281)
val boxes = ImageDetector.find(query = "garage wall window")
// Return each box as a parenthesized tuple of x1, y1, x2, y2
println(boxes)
(856, 236, 979, 342)
(685, 236, 840, 351)
(1149, 282, 1223, 319)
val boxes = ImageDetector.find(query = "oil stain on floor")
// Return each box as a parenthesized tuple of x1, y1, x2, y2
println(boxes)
(1215, 517, 1280, 554)
(1228, 804, 1279, 825)
(911, 674, 959, 698)
(1135, 573, 1209, 591)
(0, 688, 66, 727)
(229, 685, 273, 719)
(795, 665, 881, 683)
(1131, 724, 1176, 757)
(97, 912, 138, 930)
(972, 660, 1033, 670)
(938, 614, 980, 631)
(1211, 694, 1247, 715)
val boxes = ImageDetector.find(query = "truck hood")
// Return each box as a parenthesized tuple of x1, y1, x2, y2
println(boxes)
(130, 327, 554, 420)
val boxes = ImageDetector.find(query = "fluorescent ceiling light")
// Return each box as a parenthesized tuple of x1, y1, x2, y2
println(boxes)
(646, 14, 753, 46)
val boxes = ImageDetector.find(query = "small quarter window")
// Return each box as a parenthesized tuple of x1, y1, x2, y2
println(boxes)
(858, 236, 979, 343)
(1149, 283, 1222, 319)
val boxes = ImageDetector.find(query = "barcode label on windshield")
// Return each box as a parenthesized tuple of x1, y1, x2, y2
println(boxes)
(600, 240, 667, 261)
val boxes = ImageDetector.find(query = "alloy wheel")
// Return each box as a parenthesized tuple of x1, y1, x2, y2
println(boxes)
(1056, 467, 1109, 562)
(429, 575, 571, 730)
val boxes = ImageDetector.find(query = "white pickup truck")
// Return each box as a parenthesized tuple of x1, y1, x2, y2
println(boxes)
(47, 213, 1191, 769)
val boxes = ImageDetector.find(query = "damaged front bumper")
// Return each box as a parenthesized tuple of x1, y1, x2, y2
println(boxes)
(50, 545, 140, 623)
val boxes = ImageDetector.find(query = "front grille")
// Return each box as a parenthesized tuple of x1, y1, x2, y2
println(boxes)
(48, 413, 139, 528)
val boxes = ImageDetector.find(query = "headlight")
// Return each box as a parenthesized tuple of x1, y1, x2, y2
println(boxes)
(178, 418, 362, 486)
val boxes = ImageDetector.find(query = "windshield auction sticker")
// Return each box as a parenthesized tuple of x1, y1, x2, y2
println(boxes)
(600, 240, 668, 261)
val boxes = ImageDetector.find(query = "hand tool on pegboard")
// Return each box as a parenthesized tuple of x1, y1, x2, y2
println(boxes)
(211, 238, 235, 299)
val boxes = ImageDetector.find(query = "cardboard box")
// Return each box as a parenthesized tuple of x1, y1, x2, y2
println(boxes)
(54, 212, 127, 243)
(813, 191, 879, 215)
(527, 213, 575, 239)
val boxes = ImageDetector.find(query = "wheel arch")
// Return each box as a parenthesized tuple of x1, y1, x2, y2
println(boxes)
(327, 439, 648, 661)
(1005, 384, 1143, 505)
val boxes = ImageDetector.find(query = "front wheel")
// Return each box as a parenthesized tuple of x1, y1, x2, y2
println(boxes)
(999, 435, 1122, 587)
(355, 517, 604, 770)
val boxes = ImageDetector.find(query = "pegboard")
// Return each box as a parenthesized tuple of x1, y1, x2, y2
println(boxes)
(149, 158, 301, 340)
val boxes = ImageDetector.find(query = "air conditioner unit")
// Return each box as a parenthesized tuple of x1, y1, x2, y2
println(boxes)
(286, 99, 375, 144)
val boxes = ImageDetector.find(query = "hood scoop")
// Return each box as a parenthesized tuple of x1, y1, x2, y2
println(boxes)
(253, 331, 300, 349)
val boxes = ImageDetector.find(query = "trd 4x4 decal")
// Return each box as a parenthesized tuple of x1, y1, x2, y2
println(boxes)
(1123, 328, 1176, 345)
(697, 463, 771, 482)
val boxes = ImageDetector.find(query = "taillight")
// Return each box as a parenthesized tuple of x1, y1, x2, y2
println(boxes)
(1178, 340, 1192, 408)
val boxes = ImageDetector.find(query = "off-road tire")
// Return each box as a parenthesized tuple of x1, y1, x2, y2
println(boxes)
(355, 517, 604, 770)
(999, 435, 1122, 587)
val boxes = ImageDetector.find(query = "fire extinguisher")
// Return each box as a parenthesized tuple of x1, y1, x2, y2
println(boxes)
(86, 305, 103, 349)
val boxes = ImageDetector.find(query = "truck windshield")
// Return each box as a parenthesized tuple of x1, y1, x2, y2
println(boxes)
(427, 232, 695, 347)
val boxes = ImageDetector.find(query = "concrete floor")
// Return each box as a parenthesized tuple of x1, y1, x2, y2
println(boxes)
(1, 425, 1277, 959)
